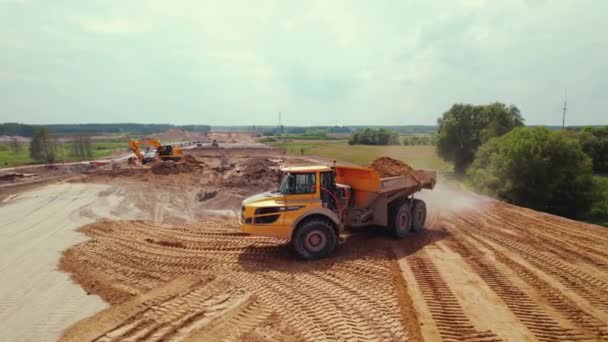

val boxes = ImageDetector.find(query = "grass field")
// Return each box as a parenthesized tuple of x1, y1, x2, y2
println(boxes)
(270, 140, 451, 172)
(0, 140, 128, 168)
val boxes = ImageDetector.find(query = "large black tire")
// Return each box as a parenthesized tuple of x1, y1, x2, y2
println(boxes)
(292, 219, 337, 260)
(411, 199, 427, 232)
(391, 202, 412, 238)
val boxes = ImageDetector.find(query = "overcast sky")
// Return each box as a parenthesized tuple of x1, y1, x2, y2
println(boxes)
(0, 0, 606, 126)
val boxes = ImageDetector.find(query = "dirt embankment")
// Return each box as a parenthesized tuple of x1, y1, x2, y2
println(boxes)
(69, 152, 286, 223)
(58, 190, 608, 341)
(16, 150, 608, 341)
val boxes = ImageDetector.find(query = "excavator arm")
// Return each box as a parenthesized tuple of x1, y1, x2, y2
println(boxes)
(147, 139, 162, 149)
(128, 140, 144, 161)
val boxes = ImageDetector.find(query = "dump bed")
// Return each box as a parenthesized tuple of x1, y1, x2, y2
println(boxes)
(334, 165, 436, 209)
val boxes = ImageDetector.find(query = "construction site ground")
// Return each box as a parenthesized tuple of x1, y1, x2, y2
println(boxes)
(1, 143, 608, 341)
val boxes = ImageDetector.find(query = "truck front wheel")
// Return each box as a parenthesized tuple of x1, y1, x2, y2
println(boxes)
(292, 219, 337, 260)
(391, 202, 412, 239)
(411, 199, 427, 232)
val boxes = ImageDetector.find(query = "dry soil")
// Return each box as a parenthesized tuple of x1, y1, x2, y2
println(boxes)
(2, 149, 608, 341)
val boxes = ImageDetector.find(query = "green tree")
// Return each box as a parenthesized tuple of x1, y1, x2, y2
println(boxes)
(69, 135, 93, 159)
(29, 128, 58, 163)
(9, 136, 21, 154)
(348, 128, 400, 145)
(468, 127, 595, 218)
(578, 126, 608, 173)
(437, 102, 523, 173)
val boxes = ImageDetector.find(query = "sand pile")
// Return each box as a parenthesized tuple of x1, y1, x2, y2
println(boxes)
(150, 160, 194, 175)
(369, 157, 414, 178)
(369, 157, 436, 189)
(239, 158, 274, 177)
(224, 157, 277, 187)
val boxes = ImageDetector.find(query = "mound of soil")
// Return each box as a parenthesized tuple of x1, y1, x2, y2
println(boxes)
(239, 158, 274, 177)
(224, 157, 277, 188)
(183, 154, 203, 165)
(369, 157, 415, 178)
(369, 157, 436, 189)
(150, 161, 194, 175)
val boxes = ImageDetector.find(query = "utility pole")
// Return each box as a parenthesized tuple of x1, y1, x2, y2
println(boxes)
(562, 89, 568, 129)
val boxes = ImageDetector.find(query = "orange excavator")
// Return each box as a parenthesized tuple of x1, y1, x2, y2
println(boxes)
(129, 139, 183, 164)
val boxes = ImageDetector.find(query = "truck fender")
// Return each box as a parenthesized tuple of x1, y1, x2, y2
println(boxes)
(292, 208, 341, 236)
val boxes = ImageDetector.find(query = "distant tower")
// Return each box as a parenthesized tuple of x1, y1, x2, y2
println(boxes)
(278, 112, 284, 134)
(562, 89, 568, 129)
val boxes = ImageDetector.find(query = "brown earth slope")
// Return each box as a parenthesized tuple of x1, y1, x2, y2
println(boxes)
(13, 150, 605, 341)
(58, 185, 608, 341)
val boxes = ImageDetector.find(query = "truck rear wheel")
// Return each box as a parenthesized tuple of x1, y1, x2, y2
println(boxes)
(411, 199, 427, 232)
(391, 202, 412, 238)
(292, 219, 337, 260)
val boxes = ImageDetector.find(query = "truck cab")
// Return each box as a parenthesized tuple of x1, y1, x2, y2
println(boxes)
(240, 166, 349, 259)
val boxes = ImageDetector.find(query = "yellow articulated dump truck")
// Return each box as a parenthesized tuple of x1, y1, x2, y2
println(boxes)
(240, 164, 436, 260)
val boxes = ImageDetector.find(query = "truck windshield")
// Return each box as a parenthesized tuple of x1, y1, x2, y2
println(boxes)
(279, 173, 292, 194)
(279, 172, 316, 195)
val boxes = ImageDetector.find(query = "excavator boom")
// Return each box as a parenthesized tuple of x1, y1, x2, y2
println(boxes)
(128, 140, 145, 162)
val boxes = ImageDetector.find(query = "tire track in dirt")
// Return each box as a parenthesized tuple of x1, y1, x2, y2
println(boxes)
(444, 228, 589, 341)
(452, 226, 608, 340)
(406, 250, 500, 341)
(496, 203, 608, 244)
(452, 215, 608, 313)
(60, 219, 414, 341)
(486, 208, 608, 269)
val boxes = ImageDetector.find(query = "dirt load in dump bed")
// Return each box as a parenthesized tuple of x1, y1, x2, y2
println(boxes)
(369, 156, 436, 189)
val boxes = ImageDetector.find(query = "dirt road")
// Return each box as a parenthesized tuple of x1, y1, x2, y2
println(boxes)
(0, 183, 114, 341)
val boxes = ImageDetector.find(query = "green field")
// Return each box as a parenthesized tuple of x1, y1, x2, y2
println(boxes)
(270, 140, 451, 172)
(0, 139, 128, 168)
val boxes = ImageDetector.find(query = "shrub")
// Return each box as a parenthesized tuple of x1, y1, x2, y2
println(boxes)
(468, 127, 595, 218)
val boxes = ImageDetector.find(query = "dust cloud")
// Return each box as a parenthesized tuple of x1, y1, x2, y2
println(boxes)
(416, 182, 493, 225)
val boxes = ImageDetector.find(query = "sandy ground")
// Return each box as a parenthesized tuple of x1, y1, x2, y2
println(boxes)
(0, 183, 115, 341)
(2, 150, 608, 341)
(57, 182, 608, 342)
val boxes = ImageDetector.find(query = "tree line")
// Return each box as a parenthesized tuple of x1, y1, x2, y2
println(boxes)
(0, 123, 211, 137)
(348, 128, 400, 145)
(436, 102, 608, 223)
(8, 128, 96, 164)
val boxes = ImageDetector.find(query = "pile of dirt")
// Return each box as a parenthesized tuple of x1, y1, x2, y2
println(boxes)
(369, 157, 415, 178)
(238, 157, 274, 177)
(150, 160, 194, 175)
(224, 157, 277, 188)
(183, 154, 203, 165)
(369, 157, 436, 189)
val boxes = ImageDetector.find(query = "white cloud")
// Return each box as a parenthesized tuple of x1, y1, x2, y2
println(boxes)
(76, 16, 148, 35)
(0, 0, 606, 125)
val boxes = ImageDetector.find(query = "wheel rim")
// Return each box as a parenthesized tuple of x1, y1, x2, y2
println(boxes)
(305, 230, 327, 252)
